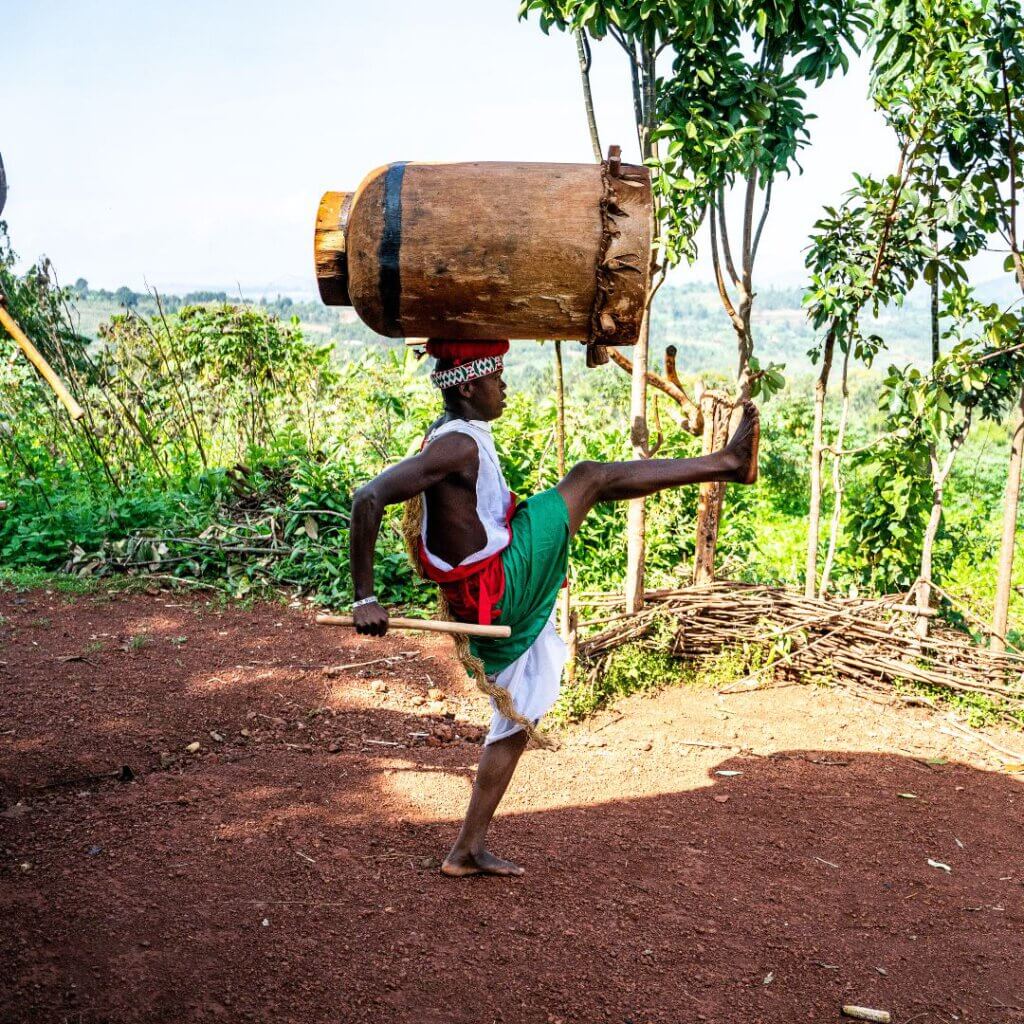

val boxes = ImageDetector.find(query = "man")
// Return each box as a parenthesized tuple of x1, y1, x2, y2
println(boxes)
(350, 339, 759, 877)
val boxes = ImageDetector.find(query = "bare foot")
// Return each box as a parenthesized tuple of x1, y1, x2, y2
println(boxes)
(440, 849, 525, 878)
(725, 400, 760, 484)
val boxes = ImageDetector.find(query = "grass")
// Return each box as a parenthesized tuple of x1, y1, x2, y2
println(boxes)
(0, 567, 105, 595)
(894, 677, 1024, 730)
(552, 620, 769, 725)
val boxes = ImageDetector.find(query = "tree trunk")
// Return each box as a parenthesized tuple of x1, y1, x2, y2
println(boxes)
(929, 191, 940, 366)
(992, 386, 1024, 651)
(916, 486, 944, 639)
(805, 331, 836, 597)
(622, 41, 664, 613)
(819, 346, 851, 599)
(625, 311, 650, 612)
(917, 441, 962, 639)
(555, 338, 569, 637)
(693, 391, 730, 585)
(916, 252, 946, 639)
(991, 226, 1024, 648)
(575, 31, 602, 162)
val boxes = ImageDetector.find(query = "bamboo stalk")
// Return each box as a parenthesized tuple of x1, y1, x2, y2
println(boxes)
(316, 613, 510, 639)
(0, 301, 85, 420)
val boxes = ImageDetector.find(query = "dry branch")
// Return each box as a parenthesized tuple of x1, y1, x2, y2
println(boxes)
(575, 581, 1024, 724)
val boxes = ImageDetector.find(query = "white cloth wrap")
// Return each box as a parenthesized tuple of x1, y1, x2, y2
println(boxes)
(420, 418, 513, 572)
(484, 614, 567, 745)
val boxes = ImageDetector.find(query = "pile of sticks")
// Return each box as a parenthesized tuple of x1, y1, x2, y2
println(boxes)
(575, 581, 1024, 722)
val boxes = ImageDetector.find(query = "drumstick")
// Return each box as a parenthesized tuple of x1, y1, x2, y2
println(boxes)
(316, 613, 510, 639)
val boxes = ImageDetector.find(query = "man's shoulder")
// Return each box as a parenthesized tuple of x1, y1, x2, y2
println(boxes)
(421, 428, 478, 466)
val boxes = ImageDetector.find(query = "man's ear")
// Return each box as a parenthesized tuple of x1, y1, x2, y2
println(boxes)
(457, 380, 476, 401)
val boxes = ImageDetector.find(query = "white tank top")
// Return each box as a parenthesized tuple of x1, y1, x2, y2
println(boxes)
(420, 418, 514, 573)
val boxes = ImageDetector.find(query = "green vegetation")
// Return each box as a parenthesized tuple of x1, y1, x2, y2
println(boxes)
(552, 619, 683, 723)
(1, 217, 1020, 629)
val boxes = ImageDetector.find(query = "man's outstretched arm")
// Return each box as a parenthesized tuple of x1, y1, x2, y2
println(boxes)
(349, 432, 475, 635)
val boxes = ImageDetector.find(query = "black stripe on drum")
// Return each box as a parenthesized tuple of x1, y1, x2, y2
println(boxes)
(378, 161, 408, 336)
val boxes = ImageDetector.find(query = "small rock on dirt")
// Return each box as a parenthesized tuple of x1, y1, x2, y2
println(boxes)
(185, 741, 201, 754)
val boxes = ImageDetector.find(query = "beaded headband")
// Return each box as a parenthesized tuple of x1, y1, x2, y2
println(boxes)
(430, 354, 504, 390)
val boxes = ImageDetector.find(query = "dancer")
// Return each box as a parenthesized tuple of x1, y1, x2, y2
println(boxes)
(349, 339, 759, 876)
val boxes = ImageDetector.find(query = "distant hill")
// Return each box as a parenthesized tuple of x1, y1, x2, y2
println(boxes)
(70, 275, 1020, 386)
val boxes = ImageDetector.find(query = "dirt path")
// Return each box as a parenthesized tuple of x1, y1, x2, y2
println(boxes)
(2, 589, 1022, 1023)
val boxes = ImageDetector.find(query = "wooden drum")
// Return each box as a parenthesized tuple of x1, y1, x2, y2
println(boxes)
(313, 151, 653, 349)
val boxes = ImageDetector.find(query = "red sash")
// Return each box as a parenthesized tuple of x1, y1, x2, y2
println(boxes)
(417, 495, 517, 626)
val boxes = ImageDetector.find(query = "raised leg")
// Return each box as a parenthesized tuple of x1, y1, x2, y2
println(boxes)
(441, 728, 529, 877)
(557, 400, 759, 535)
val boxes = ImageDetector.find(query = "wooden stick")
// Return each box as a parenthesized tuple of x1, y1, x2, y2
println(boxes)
(316, 613, 510, 639)
(841, 1007, 890, 1023)
(939, 720, 1024, 762)
(0, 301, 85, 420)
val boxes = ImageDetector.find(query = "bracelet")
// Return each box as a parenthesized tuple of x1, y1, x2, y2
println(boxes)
(351, 595, 379, 610)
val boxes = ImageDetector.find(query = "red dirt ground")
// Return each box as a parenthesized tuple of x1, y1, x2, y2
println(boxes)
(1, 588, 1023, 1024)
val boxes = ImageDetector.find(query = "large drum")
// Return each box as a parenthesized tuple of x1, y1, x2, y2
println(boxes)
(313, 152, 653, 351)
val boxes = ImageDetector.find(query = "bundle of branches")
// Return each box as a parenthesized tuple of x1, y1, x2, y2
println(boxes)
(576, 581, 1024, 724)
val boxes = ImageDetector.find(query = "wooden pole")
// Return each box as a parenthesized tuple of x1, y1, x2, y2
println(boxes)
(315, 613, 511, 639)
(0, 300, 85, 420)
(555, 339, 571, 642)
(625, 309, 650, 612)
(806, 331, 835, 596)
(693, 392, 730, 584)
(553, 339, 579, 678)
(575, 30, 603, 162)
(991, 385, 1024, 651)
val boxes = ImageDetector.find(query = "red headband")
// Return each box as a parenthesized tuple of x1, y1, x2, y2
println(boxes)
(425, 339, 510, 365)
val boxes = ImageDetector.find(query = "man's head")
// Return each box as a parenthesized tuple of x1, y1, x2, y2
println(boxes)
(427, 339, 508, 422)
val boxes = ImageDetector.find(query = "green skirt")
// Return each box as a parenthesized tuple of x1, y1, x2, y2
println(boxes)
(469, 488, 570, 676)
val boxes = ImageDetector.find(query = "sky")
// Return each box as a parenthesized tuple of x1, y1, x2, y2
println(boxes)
(3, 0, 912, 297)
